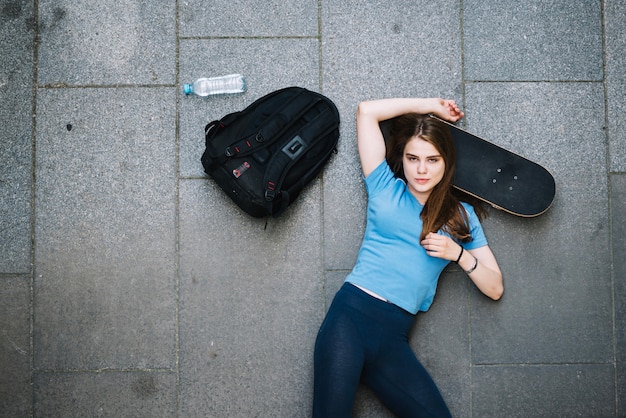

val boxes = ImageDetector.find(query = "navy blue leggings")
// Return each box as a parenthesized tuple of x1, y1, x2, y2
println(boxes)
(313, 283, 452, 418)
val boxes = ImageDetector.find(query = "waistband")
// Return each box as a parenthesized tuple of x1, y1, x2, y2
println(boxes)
(336, 282, 415, 331)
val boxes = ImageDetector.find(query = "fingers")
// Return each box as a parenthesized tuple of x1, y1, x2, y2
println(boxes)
(421, 233, 456, 260)
(424, 232, 441, 241)
(439, 99, 464, 122)
(421, 233, 442, 253)
(447, 101, 464, 120)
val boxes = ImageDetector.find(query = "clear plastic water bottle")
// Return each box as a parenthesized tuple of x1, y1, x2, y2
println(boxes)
(183, 74, 247, 96)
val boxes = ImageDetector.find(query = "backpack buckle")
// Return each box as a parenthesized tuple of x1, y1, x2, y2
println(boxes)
(265, 181, 277, 201)
(282, 135, 305, 160)
(265, 190, 276, 201)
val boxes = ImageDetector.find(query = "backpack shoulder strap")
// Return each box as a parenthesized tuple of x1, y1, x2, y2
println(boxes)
(262, 104, 338, 202)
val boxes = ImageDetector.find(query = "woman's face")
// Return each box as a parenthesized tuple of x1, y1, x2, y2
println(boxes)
(402, 136, 446, 204)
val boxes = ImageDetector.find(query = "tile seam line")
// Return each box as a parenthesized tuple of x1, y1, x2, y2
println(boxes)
(174, 0, 182, 417)
(464, 79, 604, 84)
(38, 84, 176, 89)
(317, 0, 323, 92)
(35, 368, 177, 374)
(317, 0, 326, 311)
(179, 36, 319, 40)
(600, 0, 618, 415)
(473, 362, 615, 367)
(30, 0, 40, 415)
(0, 273, 32, 278)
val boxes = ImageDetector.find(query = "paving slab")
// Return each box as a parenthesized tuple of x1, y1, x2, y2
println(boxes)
(463, 0, 603, 81)
(37, 0, 176, 85)
(179, 0, 319, 38)
(34, 88, 177, 370)
(179, 37, 321, 178)
(465, 82, 612, 364)
(178, 179, 324, 416)
(605, 0, 626, 171)
(612, 174, 626, 415)
(472, 364, 615, 417)
(0, 0, 34, 273)
(34, 371, 177, 416)
(0, 276, 31, 417)
(321, 0, 463, 271)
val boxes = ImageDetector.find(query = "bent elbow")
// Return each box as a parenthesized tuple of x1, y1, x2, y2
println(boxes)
(490, 284, 504, 301)
(356, 101, 375, 118)
(356, 101, 367, 118)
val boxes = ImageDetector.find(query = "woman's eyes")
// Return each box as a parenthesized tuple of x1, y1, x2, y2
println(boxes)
(405, 155, 441, 163)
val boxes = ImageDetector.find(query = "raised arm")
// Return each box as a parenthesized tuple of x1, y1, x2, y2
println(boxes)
(356, 98, 464, 177)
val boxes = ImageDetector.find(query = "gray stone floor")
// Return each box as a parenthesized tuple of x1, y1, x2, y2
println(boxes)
(1, 0, 624, 417)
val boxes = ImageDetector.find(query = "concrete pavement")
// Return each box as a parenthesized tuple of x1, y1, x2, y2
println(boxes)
(1, 0, 624, 416)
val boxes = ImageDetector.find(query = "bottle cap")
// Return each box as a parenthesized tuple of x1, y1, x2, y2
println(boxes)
(183, 84, 192, 95)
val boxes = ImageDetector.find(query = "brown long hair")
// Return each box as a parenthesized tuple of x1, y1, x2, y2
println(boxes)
(386, 113, 486, 242)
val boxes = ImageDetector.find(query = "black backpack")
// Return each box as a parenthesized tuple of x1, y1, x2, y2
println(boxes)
(201, 87, 340, 218)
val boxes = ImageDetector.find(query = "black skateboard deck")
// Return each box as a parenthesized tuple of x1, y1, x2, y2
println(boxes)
(380, 117, 556, 217)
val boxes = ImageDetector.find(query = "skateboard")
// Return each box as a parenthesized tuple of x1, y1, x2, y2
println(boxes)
(379, 117, 556, 217)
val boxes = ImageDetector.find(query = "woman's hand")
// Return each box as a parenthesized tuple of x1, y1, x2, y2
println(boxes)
(431, 99, 464, 123)
(420, 232, 460, 261)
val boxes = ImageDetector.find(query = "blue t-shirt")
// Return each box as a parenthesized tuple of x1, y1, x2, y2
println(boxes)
(346, 160, 488, 314)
